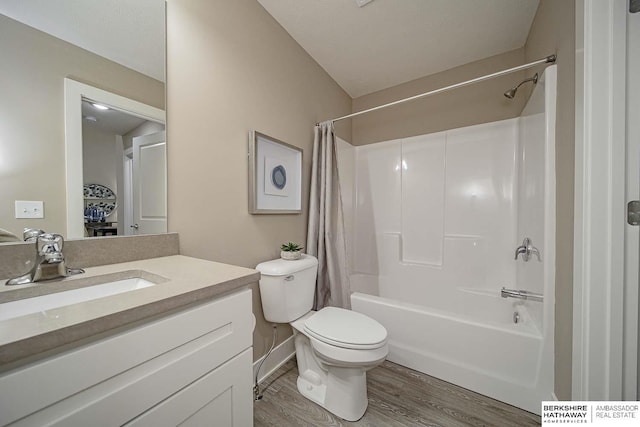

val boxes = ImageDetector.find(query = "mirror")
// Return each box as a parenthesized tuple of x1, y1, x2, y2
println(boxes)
(0, 1, 166, 243)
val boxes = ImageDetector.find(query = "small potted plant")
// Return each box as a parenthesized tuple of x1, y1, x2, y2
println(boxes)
(280, 242, 303, 260)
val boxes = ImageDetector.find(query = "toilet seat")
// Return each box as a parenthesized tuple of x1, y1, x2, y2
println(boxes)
(304, 307, 387, 350)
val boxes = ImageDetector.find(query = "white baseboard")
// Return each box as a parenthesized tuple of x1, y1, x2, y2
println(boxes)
(253, 335, 296, 384)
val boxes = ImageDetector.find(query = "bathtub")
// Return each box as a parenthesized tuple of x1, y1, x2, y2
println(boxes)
(351, 290, 553, 414)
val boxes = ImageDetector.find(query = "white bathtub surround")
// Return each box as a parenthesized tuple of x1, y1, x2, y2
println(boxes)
(348, 119, 518, 304)
(307, 121, 351, 309)
(340, 66, 557, 414)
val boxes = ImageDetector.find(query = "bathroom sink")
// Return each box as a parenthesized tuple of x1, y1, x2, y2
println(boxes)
(0, 277, 155, 321)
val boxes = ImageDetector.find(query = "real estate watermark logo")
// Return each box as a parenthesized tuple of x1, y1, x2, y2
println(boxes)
(542, 402, 639, 426)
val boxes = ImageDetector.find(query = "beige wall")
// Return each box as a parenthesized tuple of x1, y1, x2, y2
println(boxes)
(82, 126, 119, 223)
(83, 126, 118, 194)
(0, 14, 164, 238)
(166, 0, 352, 360)
(351, 49, 527, 145)
(524, 0, 576, 401)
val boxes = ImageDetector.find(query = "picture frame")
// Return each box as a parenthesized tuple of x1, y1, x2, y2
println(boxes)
(248, 131, 302, 214)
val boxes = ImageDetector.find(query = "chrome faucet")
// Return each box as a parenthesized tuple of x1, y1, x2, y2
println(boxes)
(6, 233, 84, 285)
(514, 237, 540, 262)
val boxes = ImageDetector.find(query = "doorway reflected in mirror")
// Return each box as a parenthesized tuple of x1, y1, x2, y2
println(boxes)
(81, 103, 166, 238)
(66, 79, 166, 239)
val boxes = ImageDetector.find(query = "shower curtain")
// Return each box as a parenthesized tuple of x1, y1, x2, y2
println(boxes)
(306, 121, 351, 309)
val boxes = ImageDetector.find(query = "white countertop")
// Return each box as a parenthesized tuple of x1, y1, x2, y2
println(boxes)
(0, 255, 259, 367)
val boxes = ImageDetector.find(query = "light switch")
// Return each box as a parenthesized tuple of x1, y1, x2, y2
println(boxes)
(15, 200, 44, 219)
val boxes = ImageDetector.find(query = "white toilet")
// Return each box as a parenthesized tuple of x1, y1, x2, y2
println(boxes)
(256, 254, 388, 421)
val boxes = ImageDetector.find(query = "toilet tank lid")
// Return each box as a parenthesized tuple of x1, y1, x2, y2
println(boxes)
(256, 254, 318, 276)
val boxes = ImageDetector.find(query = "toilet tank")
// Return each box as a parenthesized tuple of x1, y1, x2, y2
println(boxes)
(256, 255, 318, 323)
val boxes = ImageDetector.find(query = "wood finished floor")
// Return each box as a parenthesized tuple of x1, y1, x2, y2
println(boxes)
(254, 359, 541, 427)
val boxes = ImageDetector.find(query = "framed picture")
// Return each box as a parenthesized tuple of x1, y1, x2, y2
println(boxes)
(248, 131, 302, 214)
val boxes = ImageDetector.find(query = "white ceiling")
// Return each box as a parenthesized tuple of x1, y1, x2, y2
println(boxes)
(257, 0, 540, 97)
(81, 101, 148, 135)
(0, 0, 165, 82)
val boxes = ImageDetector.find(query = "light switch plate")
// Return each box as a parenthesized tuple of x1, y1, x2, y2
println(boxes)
(15, 200, 44, 219)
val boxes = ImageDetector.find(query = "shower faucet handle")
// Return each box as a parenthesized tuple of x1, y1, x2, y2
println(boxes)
(514, 237, 541, 262)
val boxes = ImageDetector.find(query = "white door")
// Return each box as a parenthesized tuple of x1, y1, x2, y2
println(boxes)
(132, 131, 167, 235)
(626, 5, 640, 400)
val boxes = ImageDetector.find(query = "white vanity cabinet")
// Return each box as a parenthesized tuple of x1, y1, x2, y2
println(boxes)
(0, 289, 253, 427)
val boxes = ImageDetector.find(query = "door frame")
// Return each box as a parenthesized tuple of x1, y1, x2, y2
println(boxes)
(573, 0, 631, 400)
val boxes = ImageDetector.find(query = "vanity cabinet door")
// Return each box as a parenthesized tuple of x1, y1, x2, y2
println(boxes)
(1, 289, 252, 427)
(125, 348, 253, 427)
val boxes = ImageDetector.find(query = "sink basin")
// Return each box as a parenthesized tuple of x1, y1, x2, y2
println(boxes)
(0, 277, 155, 321)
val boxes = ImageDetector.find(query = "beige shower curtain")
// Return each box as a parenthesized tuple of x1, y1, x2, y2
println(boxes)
(306, 121, 351, 310)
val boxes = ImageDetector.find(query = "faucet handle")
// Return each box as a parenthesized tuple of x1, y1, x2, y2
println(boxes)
(515, 237, 541, 262)
(514, 237, 530, 260)
(23, 228, 45, 242)
(36, 233, 64, 257)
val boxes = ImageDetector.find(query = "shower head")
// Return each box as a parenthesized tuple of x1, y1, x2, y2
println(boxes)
(504, 73, 539, 99)
(504, 87, 518, 99)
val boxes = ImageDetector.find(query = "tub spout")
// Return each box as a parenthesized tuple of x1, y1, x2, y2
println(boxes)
(501, 287, 543, 303)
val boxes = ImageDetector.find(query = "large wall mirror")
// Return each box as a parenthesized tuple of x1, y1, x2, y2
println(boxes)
(0, 0, 166, 243)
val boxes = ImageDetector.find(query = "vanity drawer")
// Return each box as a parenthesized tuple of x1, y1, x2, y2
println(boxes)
(0, 289, 252, 426)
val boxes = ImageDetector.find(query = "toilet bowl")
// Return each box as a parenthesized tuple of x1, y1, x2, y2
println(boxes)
(256, 255, 388, 421)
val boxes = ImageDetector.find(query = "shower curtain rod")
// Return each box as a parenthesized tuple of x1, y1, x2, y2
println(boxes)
(320, 54, 556, 125)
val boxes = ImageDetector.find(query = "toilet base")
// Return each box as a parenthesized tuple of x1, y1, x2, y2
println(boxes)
(296, 374, 327, 409)
(293, 328, 371, 421)
(296, 366, 368, 421)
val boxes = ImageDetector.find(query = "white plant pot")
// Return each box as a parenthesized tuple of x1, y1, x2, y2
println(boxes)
(281, 250, 301, 260)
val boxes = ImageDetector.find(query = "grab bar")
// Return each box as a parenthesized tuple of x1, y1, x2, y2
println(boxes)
(501, 287, 543, 303)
